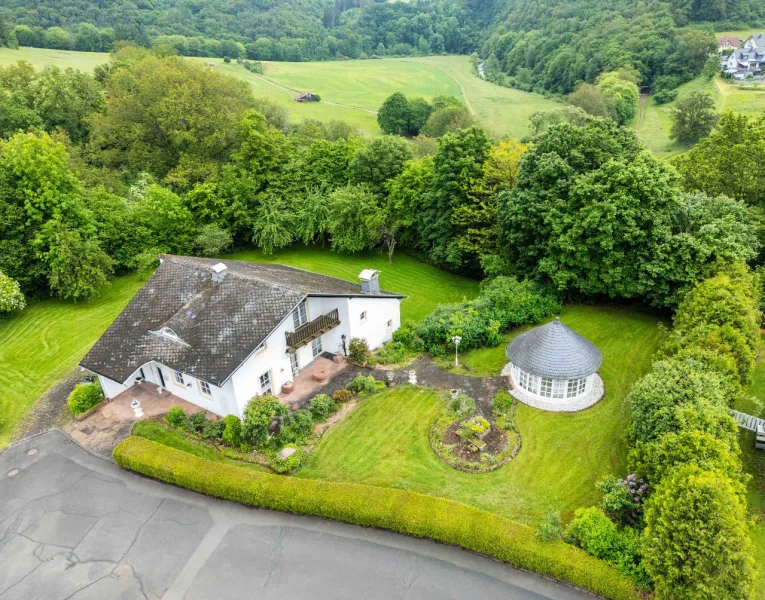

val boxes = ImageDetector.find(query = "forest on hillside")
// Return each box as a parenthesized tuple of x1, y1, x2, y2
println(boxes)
(0, 0, 761, 93)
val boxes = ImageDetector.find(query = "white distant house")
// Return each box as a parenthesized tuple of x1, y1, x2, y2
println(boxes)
(723, 33, 765, 77)
(80, 255, 404, 418)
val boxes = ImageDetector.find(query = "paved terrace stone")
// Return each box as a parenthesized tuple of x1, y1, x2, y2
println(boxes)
(0, 430, 595, 600)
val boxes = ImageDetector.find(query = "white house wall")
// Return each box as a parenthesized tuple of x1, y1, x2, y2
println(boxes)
(346, 296, 401, 350)
(96, 293, 401, 419)
(97, 361, 237, 418)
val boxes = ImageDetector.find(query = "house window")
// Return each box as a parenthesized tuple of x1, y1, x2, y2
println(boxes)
(540, 377, 553, 398)
(173, 370, 184, 385)
(293, 300, 308, 328)
(311, 336, 323, 357)
(259, 371, 272, 395)
(552, 379, 566, 399)
(360, 311, 367, 322)
(199, 380, 212, 397)
(289, 352, 299, 374)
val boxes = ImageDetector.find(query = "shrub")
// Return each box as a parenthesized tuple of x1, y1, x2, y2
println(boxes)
(223, 56, 231, 63)
(348, 337, 370, 364)
(202, 419, 225, 440)
(67, 381, 104, 415)
(375, 341, 411, 365)
(536, 508, 562, 541)
(643, 466, 755, 599)
(309, 394, 338, 421)
(166, 405, 186, 428)
(628, 429, 743, 488)
(391, 320, 424, 352)
(417, 276, 561, 353)
(280, 409, 314, 444)
(566, 507, 650, 588)
(652, 89, 678, 104)
(186, 410, 207, 433)
(492, 390, 513, 416)
(114, 437, 640, 600)
(242, 395, 288, 447)
(222, 414, 242, 447)
(0, 270, 25, 313)
(332, 389, 353, 404)
(596, 475, 647, 527)
(347, 375, 378, 394)
(271, 448, 307, 474)
(449, 395, 476, 417)
(626, 357, 734, 445)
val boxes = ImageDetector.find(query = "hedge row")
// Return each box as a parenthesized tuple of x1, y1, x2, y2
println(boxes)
(114, 437, 639, 600)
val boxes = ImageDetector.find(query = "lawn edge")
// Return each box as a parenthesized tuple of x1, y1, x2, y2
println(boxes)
(114, 436, 639, 600)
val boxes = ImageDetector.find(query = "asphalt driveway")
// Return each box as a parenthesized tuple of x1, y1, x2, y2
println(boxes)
(0, 431, 595, 600)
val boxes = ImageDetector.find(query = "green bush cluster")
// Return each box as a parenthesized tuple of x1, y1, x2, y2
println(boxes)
(222, 414, 242, 447)
(492, 390, 513, 416)
(416, 276, 561, 354)
(623, 265, 759, 598)
(309, 394, 338, 422)
(347, 337, 371, 364)
(113, 437, 639, 600)
(166, 405, 186, 427)
(566, 507, 650, 589)
(67, 381, 104, 415)
(242, 394, 288, 447)
(332, 389, 353, 404)
(449, 394, 476, 417)
(280, 409, 314, 444)
(347, 375, 379, 395)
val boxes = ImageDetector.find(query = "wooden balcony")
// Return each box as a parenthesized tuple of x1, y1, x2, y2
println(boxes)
(286, 309, 340, 352)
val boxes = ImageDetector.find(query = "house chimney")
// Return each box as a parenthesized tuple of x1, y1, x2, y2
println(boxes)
(359, 269, 381, 295)
(211, 262, 228, 284)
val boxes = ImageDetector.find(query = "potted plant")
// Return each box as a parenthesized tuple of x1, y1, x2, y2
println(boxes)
(281, 381, 294, 394)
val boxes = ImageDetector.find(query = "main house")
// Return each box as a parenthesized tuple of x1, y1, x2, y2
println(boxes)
(80, 255, 404, 418)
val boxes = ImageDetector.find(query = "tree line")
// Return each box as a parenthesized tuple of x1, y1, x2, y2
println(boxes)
(0, 0, 736, 93)
(0, 46, 760, 315)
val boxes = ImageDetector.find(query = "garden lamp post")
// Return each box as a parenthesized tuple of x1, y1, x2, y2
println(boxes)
(452, 335, 462, 367)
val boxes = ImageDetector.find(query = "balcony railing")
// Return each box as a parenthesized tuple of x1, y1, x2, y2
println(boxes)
(285, 309, 340, 352)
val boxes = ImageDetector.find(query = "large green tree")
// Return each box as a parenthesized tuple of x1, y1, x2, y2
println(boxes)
(643, 466, 756, 600)
(349, 136, 412, 196)
(670, 91, 718, 144)
(672, 111, 765, 205)
(89, 48, 255, 184)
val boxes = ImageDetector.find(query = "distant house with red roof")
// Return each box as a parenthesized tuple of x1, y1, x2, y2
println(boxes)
(717, 35, 741, 52)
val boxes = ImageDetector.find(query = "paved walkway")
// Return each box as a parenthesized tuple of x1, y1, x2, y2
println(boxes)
(391, 357, 509, 417)
(0, 431, 595, 600)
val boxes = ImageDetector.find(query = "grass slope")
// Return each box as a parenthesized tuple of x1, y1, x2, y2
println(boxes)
(405, 55, 565, 140)
(0, 247, 475, 447)
(226, 246, 478, 322)
(300, 305, 665, 525)
(0, 274, 145, 447)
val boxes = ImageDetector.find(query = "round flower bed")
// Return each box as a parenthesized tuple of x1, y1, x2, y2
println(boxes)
(429, 410, 521, 473)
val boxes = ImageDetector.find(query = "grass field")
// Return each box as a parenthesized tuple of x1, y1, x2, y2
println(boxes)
(0, 246, 475, 448)
(0, 47, 562, 140)
(636, 74, 765, 158)
(0, 273, 145, 448)
(300, 305, 665, 525)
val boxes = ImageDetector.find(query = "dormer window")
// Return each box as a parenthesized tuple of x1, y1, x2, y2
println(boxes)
(161, 327, 179, 340)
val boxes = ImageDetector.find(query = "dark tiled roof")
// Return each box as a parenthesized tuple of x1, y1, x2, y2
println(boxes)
(506, 317, 602, 379)
(80, 255, 403, 386)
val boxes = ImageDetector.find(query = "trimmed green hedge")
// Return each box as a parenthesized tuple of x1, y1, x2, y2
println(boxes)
(114, 437, 638, 600)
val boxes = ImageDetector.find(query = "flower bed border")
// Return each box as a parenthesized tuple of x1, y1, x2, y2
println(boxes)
(428, 401, 522, 474)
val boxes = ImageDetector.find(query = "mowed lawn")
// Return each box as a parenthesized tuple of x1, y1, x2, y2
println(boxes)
(0, 247, 475, 447)
(0, 274, 145, 447)
(300, 305, 666, 525)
